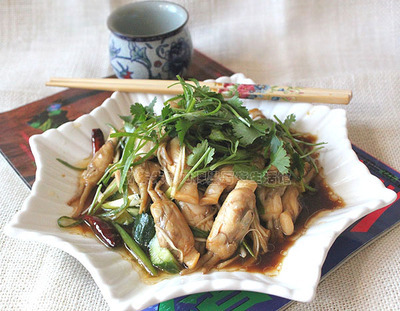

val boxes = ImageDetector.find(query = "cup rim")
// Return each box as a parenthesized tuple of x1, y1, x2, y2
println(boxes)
(107, 1, 189, 42)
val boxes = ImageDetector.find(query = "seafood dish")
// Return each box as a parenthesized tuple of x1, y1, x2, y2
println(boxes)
(58, 78, 343, 278)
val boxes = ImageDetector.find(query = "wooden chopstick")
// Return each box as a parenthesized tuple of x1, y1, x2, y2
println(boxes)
(46, 78, 352, 105)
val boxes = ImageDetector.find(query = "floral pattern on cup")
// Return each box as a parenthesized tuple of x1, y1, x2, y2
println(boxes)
(109, 28, 192, 80)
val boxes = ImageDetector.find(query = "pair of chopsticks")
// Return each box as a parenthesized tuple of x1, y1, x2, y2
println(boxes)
(46, 78, 352, 105)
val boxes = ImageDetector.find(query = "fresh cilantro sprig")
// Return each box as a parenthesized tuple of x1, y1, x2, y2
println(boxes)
(178, 140, 215, 189)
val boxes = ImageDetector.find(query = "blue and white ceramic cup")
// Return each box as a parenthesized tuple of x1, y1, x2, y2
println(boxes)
(107, 1, 192, 79)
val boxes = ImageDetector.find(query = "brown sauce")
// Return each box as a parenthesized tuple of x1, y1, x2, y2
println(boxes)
(66, 223, 170, 284)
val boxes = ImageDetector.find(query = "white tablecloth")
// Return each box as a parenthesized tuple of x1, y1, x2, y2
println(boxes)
(1, 1, 399, 310)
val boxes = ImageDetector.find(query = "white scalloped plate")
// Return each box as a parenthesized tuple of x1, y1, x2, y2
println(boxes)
(5, 74, 396, 311)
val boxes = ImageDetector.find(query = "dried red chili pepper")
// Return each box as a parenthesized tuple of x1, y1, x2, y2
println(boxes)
(91, 128, 105, 156)
(83, 215, 122, 248)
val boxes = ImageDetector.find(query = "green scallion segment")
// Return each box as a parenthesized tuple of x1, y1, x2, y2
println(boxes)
(113, 223, 158, 276)
(57, 216, 83, 228)
(56, 158, 86, 171)
(190, 226, 210, 239)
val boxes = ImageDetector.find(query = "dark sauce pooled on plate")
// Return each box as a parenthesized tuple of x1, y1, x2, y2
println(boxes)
(220, 174, 344, 275)
(68, 220, 172, 284)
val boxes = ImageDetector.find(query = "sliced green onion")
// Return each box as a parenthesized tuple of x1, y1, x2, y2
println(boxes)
(304, 183, 317, 192)
(112, 211, 134, 226)
(242, 239, 256, 258)
(57, 216, 83, 228)
(113, 223, 158, 276)
(101, 194, 140, 209)
(164, 187, 172, 199)
(86, 184, 103, 215)
(190, 226, 209, 239)
(87, 179, 118, 215)
(127, 207, 140, 217)
(56, 158, 86, 171)
(300, 146, 325, 159)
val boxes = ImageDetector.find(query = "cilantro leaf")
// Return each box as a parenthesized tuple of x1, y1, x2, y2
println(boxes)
(123, 122, 135, 133)
(130, 103, 147, 122)
(284, 113, 296, 128)
(119, 115, 132, 124)
(187, 140, 213, 167)
(209, 148, 249, 171)
(146, 97, 157, 115)
(203, 147, 215, 168)
(231, 119, 264, 146)
(175, 119, 192, 144)
(269, 141, 290, 174)
(270, 134, 281, 154)
(179, 140, 215, 189)
(291, 151, 304, 180)
(252, 118, 274, 133)
(186, 141, 207, 166)
(161, 105, 173, 120)
(227, 95, 251, 120)
(208, 129, 229, 142)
